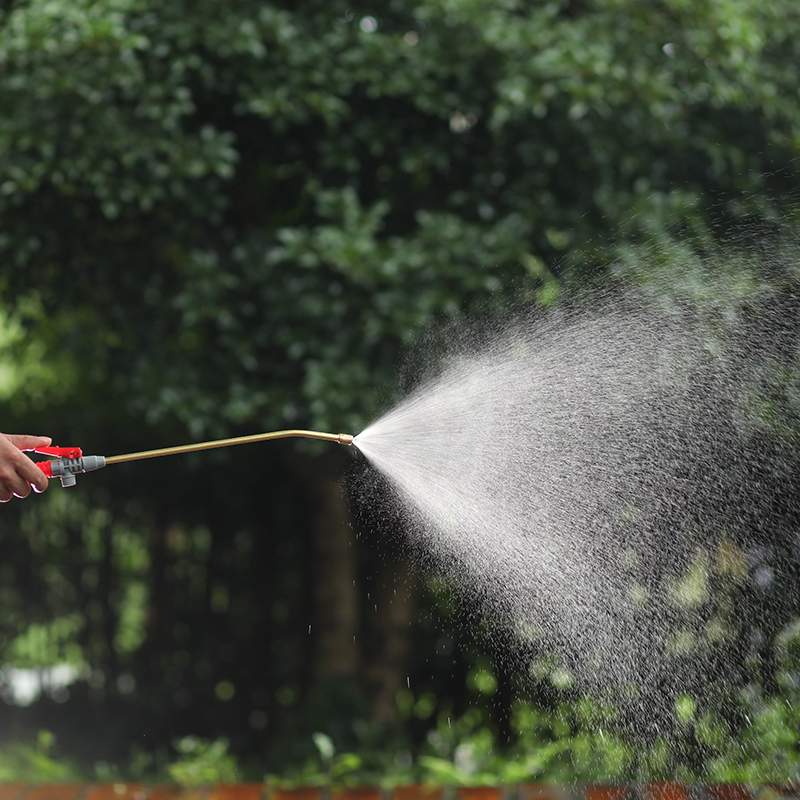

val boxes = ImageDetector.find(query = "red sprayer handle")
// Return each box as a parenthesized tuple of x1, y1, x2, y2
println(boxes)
(34, 445, 83, 459)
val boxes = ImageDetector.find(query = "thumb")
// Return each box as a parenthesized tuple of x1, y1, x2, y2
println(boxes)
(5, 434, 53, 452)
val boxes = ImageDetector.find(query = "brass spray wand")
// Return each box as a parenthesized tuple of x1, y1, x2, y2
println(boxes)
(34, 430, 355, 487)
(106, 430, 354, 464)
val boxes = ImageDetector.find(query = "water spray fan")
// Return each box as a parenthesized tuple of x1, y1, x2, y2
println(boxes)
(34, 431, 355, 487)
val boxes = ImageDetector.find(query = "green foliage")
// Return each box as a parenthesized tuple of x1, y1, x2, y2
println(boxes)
(0, 730, 81, 781)
(259, 684, 800, 786)
(309, 732, 367, 787)
(167, 736, 240, 785)
(408, 688, 800, 786)
(0, 488, 150, 670)
(4, 688, 800, 784)
(2, 0, 799, 433)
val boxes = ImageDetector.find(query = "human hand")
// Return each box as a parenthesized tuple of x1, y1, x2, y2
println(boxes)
(0, 433, 52, 501)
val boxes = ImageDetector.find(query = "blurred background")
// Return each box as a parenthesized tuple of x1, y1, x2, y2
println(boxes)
(2, 0, 800, 784)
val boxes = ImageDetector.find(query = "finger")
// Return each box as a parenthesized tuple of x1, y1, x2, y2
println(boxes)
(15, 456, 49, 494)
(6, 434, 52, 452)
(0, 468, 30, 501)
(13, 481, 32, 499)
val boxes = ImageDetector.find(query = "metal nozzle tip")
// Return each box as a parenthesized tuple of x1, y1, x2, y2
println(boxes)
(337, 433, 355, 446)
